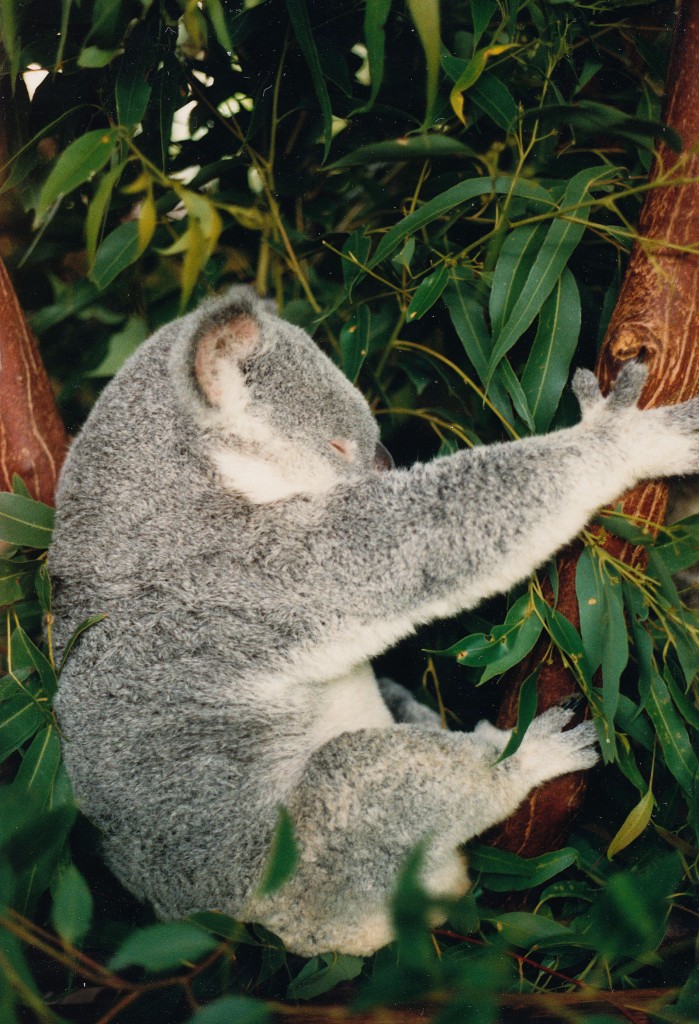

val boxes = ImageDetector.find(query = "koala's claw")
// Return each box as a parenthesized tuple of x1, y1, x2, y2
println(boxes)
(572, 360, 648, 419)
(514, 710, 599, 782)
(571, 368, 601, 414)
(607, 360, 648, 410)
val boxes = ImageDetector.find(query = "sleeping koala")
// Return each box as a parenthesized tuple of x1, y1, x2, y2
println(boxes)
(50, 286, 699, 957)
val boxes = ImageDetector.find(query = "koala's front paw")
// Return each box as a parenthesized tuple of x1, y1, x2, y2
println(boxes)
(574, 361, 699, 480)
(513, 707, 599, 786)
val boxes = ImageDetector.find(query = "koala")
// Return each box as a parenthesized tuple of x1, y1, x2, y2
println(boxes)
(49, 286, 699, 957)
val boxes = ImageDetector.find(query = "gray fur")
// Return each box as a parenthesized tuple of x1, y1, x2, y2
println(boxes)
(50, 287, 699, 956)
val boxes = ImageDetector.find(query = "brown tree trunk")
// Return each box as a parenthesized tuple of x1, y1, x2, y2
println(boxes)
(0, 257, 69, 506)
(489, 0, 699, 857)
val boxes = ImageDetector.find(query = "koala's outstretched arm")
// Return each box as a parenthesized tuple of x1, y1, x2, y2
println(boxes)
(316, 365, 699, 627)
(244, 707, 597, 956)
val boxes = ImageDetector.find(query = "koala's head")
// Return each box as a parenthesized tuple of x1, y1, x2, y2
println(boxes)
(171, 286, 393, 503)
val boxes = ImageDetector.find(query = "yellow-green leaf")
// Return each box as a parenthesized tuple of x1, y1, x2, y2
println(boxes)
(137, 190, 157, 255)
(449, 44, 517, 125)
(406, 0, 441, 124)
(607, 788, 654, 859)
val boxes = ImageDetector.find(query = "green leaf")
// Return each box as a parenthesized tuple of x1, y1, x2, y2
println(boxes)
(341, 229, 371, 298)
(489, 223, 548, 338)
(0, 0, 20, 82)
(108, 921, 219, 972)
(11, 626, 57, 699)
(287, 953, 363, 1000)
(56, 0, 74, 69)
(358, 0, 392, 112)
(520, 269, 581, 432)
(13, 726, 62, 799)
(0, 493, 54, 549)
(607, 788, 654, 859)
(646, 670, 699, 794)
(78, 45, 122, 68)
(478, 598, 543, 683)
(34, 562, 51, 614)
(471, 0, 498, 49)
(499, 359, 535, 432)
(576, 546, 607, 675)
(588, 854, 681, 960)
(406, 264, 449, 321)
(448, 44, 517, 124)
(205, 0, 234, 53)
(369, 176, 552, 268)
(469, 844, 578, 891)
(191, 995, 270, 1024)
(90, 221, 140, 290)
(406, 0, 441, 123)
(487, 166, 618, 380)
(258, 806, 299, 895)
(116, 40, 153, 127)
(11, 476, 30, 498)
(481, 910, 582, 948)
(0, 695, 43, 762)
(600, 570, 627, 728)
(469, 72, 518, 131)
(285, 0, 333, 161)
(86, 316, 149, 378)
(340, 306, 370, 384)
(330, 134, 474, 167)
(35, 128, 120, 222)
(57, 614, 107, 676)
(51, 864, 93, 946)
(0, 559, 27, 606)
(442, 282, 514, 424)
(495, 670, 538, 762)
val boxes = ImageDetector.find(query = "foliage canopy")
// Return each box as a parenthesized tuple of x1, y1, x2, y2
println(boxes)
(0, 0, 698, 1021)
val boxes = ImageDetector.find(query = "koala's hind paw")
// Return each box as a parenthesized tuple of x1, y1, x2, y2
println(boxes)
(514, 709, 599, 785)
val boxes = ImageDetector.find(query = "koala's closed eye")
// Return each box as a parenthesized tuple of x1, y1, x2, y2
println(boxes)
(329, 439, 356, 461)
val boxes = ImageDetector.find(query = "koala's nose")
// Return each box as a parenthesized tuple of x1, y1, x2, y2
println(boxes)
(374, 441, 395, 472)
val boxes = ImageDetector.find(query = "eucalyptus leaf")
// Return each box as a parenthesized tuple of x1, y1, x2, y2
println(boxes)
(191, 995, 270, 1024)
(369, 176, 552, 268)
(607, 788, 654, 859)
(258, 806, 298, 895)
(35, 129, 120, 222)
(406, 264, 449, 321)
(109, 921, 218, 972)
(646, 670, 699, 794)
(0, 493, 54, 549)
(285, 0, 333, 160)
(51, 865, 93, 946)
(487, 165, 619, 380)
(520, 269, 581, 432)
(90, 221, 140, 289)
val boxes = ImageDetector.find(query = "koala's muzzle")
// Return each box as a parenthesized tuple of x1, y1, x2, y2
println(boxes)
(374, 441, 394, 472)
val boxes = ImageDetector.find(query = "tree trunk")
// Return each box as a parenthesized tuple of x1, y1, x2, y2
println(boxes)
(489, 0, 699, 857)
(0, 257, 69, 506)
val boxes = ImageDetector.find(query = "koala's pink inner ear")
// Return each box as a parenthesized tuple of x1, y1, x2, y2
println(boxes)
(194, 314, 259, 406)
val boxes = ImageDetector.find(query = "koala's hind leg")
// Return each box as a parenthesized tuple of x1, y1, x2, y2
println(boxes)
(377, 678, 443, 730)
(243, 708, 597, 957)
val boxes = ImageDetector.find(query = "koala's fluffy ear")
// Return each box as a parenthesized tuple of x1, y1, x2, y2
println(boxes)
(193, 292, 261, 407)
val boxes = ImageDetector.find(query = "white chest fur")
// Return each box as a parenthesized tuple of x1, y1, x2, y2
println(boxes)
(308, 663, 393, 752)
